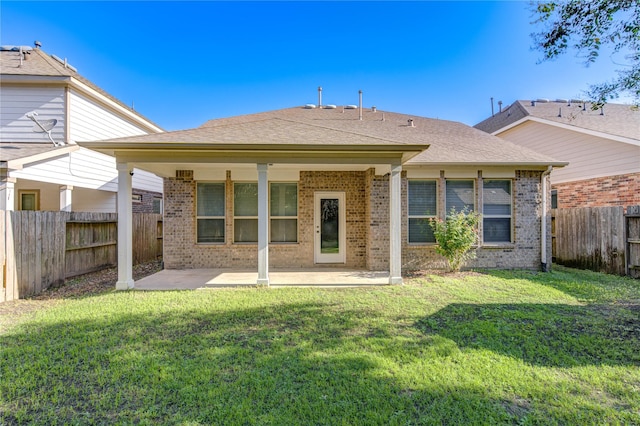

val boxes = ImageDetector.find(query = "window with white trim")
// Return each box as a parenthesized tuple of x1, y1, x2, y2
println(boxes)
(270, 182, 298, 243)
(196, 182, 225, 243)
(483, 179, 513, 243)
(446, 179, 475, 214)
(408, 180, 437, 243)
(234, 182, 258, 243)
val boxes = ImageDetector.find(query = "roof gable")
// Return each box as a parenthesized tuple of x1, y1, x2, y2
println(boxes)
(475, 100, 639, 142)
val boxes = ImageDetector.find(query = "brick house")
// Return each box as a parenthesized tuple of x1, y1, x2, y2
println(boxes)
(80, 103, 566, 288)
(474, 100, 639, 210)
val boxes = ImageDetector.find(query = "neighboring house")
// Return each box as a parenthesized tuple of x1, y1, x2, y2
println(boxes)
(79, 101, 566, 288)
(474, 99, 640, 210)
(0, 44, 164, 213)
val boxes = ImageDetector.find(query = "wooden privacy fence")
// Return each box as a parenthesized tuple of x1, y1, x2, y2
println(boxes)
(1, 211, 163, 302)
(552, 206, 640, 277)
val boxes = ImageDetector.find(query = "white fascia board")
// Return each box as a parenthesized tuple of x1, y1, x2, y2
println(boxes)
(7, 145, 79, 170)
(494, 116, 639, 147)
(69, 77, 164, 134)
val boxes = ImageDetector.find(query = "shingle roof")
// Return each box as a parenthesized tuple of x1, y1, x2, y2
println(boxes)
(0, 46, 162, 131)
(82, 106, 565, 166)
(474, 100, 639, 141)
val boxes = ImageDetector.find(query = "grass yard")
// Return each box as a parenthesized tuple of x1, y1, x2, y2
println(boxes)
(1, 265, 639, 425)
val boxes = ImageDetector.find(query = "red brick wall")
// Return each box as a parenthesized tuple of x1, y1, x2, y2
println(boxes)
(554, 172, 640, 210)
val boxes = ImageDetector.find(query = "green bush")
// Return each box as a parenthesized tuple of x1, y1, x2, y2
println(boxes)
(429, 208, 481, 272)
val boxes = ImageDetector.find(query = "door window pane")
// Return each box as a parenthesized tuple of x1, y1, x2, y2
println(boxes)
(320, 198, 339, 253)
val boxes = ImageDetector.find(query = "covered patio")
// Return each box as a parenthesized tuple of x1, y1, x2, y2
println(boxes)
(134, 268, 390, 290)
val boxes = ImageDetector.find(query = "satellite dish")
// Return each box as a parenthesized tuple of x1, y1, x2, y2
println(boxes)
(31, 118, 57, 133)
(25, 111, 64, 147)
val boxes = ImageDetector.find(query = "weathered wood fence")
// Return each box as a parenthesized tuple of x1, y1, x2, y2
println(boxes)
(552, 206, 640, 277)
(1, 211, 163, 302)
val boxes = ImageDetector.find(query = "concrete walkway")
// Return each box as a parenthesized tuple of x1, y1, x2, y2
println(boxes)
(134, 268, 391, 290)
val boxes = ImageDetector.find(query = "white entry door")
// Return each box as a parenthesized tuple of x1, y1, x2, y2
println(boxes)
(314, 192, 346, 264)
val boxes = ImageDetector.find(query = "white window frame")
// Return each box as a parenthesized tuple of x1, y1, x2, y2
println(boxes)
(482, 179, 513, 244)
(233, 182, 258, 244)
(407, 179, 438, 244)
(196, 182, 226, 244)
(269, 182, 298, 244)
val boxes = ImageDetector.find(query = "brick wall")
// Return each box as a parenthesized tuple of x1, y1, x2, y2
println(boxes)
(132, 189, 162, 213)
(163, 168, 549, 272)
(402, 170, 548, 271)
(554, 172, 640, 210)
(163, 169, 370, 269)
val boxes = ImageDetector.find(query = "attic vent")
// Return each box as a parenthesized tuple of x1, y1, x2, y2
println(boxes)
(345, 105, 357, 109)
(304, 104, 316, 109)
(555, 98, 568, 103)
(324, 104, 337, 109)
(536, 98, 550, 103)
(408, 119, 415, 128)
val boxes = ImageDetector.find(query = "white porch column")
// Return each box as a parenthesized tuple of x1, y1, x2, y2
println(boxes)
(116, 162, 134, 290)
(0, 175, 16, 211)
(257, 163, 270, 285)
(389, 162, 403, 285)
(59, 185, 73, 212)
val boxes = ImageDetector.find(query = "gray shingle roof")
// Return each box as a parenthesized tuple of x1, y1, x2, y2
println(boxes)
(1, 46, 162, 131)
(82, 106, 565, 166)
(474, 100, 639, 141)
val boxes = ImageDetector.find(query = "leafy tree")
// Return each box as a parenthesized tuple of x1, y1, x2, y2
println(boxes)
(531, 0, 640, 106)
(429, 208, 481, 272)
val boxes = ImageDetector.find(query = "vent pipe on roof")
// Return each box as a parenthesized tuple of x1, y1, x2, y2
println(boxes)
(490, 97, 495, 117)
(34, 40, 41, 49)
(358, 90, 363, 120)
(531, 100, 536, 107)
(408, 119, 415, 128)
(600, 106, 604, 116)
(558, 107, 562, 117)
(498, 100, 503, 113)
(318, 86, 322, 108)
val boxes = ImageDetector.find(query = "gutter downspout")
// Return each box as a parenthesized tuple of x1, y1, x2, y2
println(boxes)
(541, 165, 553, 272)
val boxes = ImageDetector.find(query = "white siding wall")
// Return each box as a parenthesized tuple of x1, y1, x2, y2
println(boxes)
(69, 90, 148, 142)
(499, 121, 640, 184)
(12, 148, 163, 194)
(0, 86, 65, 143)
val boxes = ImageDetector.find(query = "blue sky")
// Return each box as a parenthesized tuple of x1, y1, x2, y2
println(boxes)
(1, 1, 624, 131)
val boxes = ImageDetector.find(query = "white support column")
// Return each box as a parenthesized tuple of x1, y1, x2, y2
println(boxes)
(116, 162, 134, 290)
(257, 163, 270, 286)
(0, 176, 16, 211)
(389, 162, 403, 285)
(59, 185, 73, 212)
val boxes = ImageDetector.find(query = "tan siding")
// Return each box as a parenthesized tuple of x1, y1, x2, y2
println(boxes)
(0, 86, 66, 143)
(498, 121, 640, 184)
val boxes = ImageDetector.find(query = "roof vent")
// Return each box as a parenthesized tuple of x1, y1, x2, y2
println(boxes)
(345, 105, 358, 109)
(304, 104, 316, 109)
(324, 104, 337, 109)
(371, 106, 377, 112)
(536, 98, 550, 103)
(555, 98, 568, 103)
(408, 119, 415, 128)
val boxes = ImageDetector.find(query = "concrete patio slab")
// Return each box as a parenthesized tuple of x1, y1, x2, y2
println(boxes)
(134, 268, 390, 290)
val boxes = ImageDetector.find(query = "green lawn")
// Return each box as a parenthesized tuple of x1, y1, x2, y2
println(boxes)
(1, 266, 638, 425)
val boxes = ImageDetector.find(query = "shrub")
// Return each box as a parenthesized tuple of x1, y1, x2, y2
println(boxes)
(429, 208, 481, 272)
